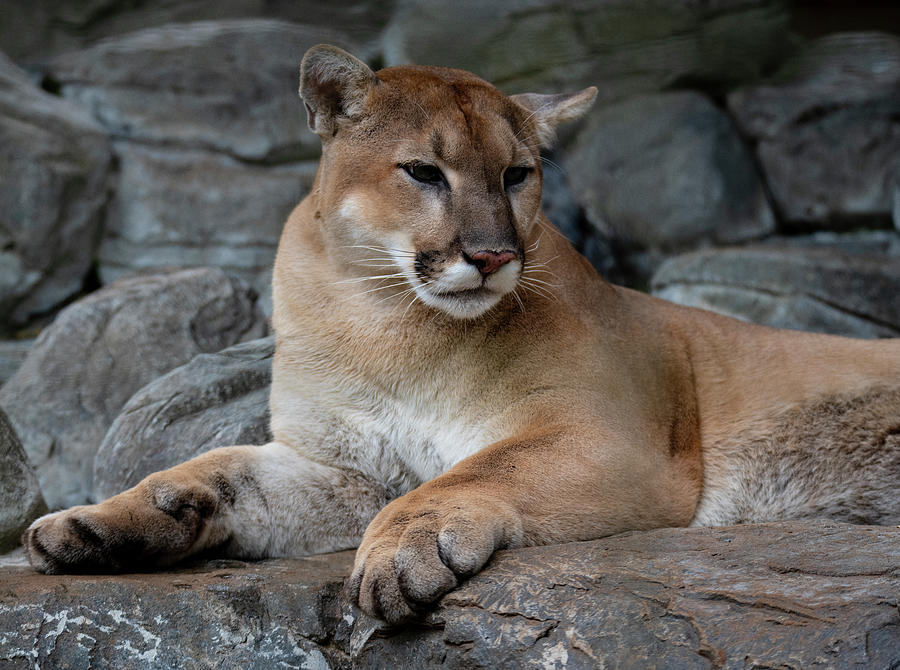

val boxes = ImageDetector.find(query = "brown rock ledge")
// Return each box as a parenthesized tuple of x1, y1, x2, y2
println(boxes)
(1, 521, 897, 669)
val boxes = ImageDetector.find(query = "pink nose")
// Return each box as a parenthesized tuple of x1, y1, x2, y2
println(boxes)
(468, 250, 517, 276)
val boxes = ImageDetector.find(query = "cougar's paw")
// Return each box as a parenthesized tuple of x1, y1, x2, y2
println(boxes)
(347, 495, 523, 624)
(23, 476, 218, 574)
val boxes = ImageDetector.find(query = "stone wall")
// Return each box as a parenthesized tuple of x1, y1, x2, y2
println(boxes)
(0, 2, 898, 667)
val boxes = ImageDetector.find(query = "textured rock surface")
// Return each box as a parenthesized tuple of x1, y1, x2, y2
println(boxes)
(385, 0, 791, 99)
(0, 521, 897, 668)
(98, 143, 317, 311)
(728, 32, 900, 228)
(47, 20, 356, 163)
(0, 339, 34, 386)
(0, 52, 112, 327)
(566, 91, 775, 253)
(0, 0, 393, 66)
(651, 245, 900, 337)
(0, 269, 267, 510)
(0, 409, 46, 553)
(94, 337, 273, 501)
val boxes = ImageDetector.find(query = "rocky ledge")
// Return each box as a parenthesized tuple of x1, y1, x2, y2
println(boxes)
(1, 521, 897, 669)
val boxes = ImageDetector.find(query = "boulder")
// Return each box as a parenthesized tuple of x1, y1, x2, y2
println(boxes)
(98, 143, 318, 312)
(0, 0, 393, 66)
(94, 337, 274, 501)
(384, 0, 792, 99)
(0, 268, 268, 510)
(728, 32, 900, 229)
(565, 91, 775, 254)
(651, 244, 900, 337)
(0, 51, 112, 327)
(0, 521, 896, 667)
(46, 20, 359, 163)
(0, 408, 46, 553)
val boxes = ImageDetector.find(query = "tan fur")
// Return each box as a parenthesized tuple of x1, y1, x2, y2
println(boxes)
(23, 46, 900, 624)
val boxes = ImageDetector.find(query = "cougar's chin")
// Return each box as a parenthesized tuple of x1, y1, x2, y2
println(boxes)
(414, 259, 521, 320)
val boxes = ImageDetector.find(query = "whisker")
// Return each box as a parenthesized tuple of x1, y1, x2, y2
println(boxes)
(519, 283, 556, 303)
(341, 245, 416, 256)
(511, 289, 526, 314)
(331, 273, 408, 285)
(354, 280, 412, 296)
(520, 275, 560, 289)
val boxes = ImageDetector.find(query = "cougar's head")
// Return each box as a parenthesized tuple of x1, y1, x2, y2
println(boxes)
(299, 45, 596, 319)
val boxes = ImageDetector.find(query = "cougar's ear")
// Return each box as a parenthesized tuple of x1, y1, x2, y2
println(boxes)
(510, 87, 598, 147)
(299, 44, 377, 139)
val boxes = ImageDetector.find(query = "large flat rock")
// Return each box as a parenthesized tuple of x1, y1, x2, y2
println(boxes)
(651, 244, 900, 337)
(1, 521, 897, 668)
(47, 20, 357, 163)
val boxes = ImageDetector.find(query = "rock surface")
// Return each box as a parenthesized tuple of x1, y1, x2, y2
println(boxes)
(94, 337, 274, 501)
(0, 521, 896, 668)
(728, 32, 900, 229)
(0, 52, 112, 327)
(566, 91, 775, 253)
(385, 0, 792, 99)
(0, 339, 34, 386)
(0, 408, 46, 554)
(651, 244, 900, 337)
(0, 0, 393, 66)
(98, 143, 318, 311)
(0, 269, 267, 510)
(47, 20, 356, 163)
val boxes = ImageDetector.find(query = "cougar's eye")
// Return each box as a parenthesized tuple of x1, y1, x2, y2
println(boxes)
(504, 166, 531, 189)
(403, 163, 446, 186)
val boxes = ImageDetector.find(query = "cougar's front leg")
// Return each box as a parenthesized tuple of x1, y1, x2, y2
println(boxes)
(349, 427, 701, 623)
(23, 442, 392, 574)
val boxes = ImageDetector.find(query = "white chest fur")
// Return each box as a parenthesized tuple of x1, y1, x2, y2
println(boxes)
(270, 365, 505, 495)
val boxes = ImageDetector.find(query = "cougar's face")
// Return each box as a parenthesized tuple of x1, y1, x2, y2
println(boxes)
(320, 69, 544, 319)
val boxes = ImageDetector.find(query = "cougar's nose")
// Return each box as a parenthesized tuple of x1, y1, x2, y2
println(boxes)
(466, 250, 517, 277)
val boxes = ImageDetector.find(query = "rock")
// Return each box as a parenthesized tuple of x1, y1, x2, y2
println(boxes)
(651, 244, 900, 337)
(0, 51, 112, 327)
(0, 268, 268, 510)
(565, 91, 775, 254)
(47, 20, 360, 163)
(0, 339, 34, 386)
(0, 521, 897, 667)
(0, 408, 46, 553)
(539, 155, 619, 281)
(728, 32, 900, 229)
(0, 0, 393, 66)
(98, 143, 318, 313)
(94, 336, 274, 501)
(385, 0, 792, 99)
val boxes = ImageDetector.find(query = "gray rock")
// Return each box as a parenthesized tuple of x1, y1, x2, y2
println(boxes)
(94, 336, 273, 501)
(0, 408, 46, 553)
(651, 245, 900, 337)
(385, 0, 792, 99)
(539, 156, 619, 281)
(566, 91, 775, 253)
(728, 32, 900, 228)
(1, 0, 393, 66)
(0, 339, 34, 386)
(0, 521, 896, 667)
(99, 142, 318, 313)
(47, 20, 359, 163)
(0, 268, 267, 510)
(0, 51, 112, 326)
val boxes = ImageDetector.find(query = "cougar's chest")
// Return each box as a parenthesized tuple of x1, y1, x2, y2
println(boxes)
(349, 383, 499, 486)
